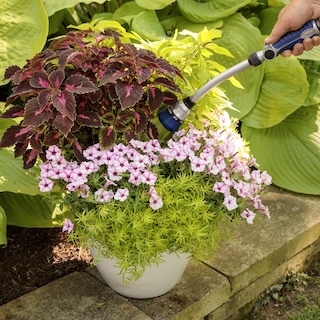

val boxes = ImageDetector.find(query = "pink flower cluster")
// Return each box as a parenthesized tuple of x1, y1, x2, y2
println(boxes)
(39, 125, 272, 227)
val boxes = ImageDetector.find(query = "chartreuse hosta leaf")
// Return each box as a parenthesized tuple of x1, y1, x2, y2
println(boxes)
(242, 104, 320, 195)
(131, 10, 169, 41)
(258, 7, 282, 35)
(177, 0, 252, 23)
(135, 0, 176, 10)
(0, 206, 7, 246)
(241, 56, 309, 128)
(0, 0, 48, 85)
(42, 0, 107, 17)
(268, 0, 289, 7)
(210, 13, 265, 119)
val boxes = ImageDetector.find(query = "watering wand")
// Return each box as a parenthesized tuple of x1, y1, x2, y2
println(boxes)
(158, 18, 320, 132)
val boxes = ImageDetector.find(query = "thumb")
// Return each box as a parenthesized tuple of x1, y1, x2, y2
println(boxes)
(265, 20, 291, 44)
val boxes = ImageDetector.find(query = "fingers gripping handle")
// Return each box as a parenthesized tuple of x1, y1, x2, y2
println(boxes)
(264, 18, 320, 60)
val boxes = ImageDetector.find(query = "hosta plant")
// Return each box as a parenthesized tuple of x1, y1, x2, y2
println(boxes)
(39, 113, 271, 281)
(0, 28, 183, 169)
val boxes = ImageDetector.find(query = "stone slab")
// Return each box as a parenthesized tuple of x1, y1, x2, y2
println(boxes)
(208, 239, 320, 320)
(204, 187, 320, 295)
(0, 272, 152, 320)
(88, 262, 230, 320)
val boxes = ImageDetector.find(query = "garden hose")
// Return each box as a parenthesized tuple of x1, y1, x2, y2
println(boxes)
(158, 18, 320, 132)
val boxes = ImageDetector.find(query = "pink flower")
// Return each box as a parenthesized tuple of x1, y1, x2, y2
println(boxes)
(190, 155, 206, 172)
(141, 170, 157, 186)
(39, 163, 54, 179)
(150, 194, 163, 210)
(38, 178, 54, 192)
(114, 188, 129, 201)
(95, 189, 114, 203)
(223, 194, 238, 211)
(46, 145, 62, 161)
(62, 219, 74, 233)
(213, 181, 230, 195)
(128, 170, 143, 185)
(77, 184, 90, 198)
(241, 209, 256, 224)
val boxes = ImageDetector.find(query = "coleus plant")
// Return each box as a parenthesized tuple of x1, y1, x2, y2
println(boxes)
(0, 28, 183, 169)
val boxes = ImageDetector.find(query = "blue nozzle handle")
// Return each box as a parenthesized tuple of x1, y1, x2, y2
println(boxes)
(264, 18, 320, 60)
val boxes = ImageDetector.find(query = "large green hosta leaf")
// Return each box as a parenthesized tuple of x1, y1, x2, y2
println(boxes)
(43, 0, 107, 17)
(300, 60, 320, 106)
(131, 10, 169, 41)
(135, 0, 176, 10)
(177, 0, 252, 23)
(241, 104, 320, 194)
(258, 7, 282, 35)
(0, 192, 65, 227)
(0, 149, 41, 195)
(241, 56, 309, 128)
(0, 0, 48, 85)
(211, 14, 265, 119)
(0, 206, 6, 246)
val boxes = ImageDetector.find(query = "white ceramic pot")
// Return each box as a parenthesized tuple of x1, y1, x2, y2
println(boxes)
(91, 250, 190, 299)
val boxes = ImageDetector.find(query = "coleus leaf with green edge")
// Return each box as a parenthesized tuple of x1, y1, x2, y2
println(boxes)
(0, 0, 48, 86)
(241, 56, 309, 129)
(241, 104, 320, 195)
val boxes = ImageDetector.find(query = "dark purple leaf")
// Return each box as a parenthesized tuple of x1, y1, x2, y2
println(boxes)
(65, 74, 98, 94)
(43, 131, 61, 145)
(1, 105, 24, 118)
(137, 67, 152, 84)
(23, 98, 51, 126)
(76, 111, 102, 127)
(134, 111, 147, 134)
(15, 140, 29, 157)
(58, 49, 81, 69)
(100, 126, 116, 148)
(73, 140, 85, 162)
(52, 90, 76, 120)
(7, 82, 35, 104)
(147, 122, 159, 139)
(99, 69, 129, 86)
(115, 81, 143, 109)
(52, 114, 74, 136)
(23, 149, 38, 169)
(156, 58, 180, 77)
(114, 120, 127, 132)
(163, 91, 178, 106)
(148, 87, 163, 111)
(29, 70, 50, 89)
(30, 133, 42, 151)
(4, 65, 20, 80)
(37, 89, 51, 111)
(152, 77, 181, 92)
(49, 69, 65, 90)
(89, 88, 102, 103)
(124, 129, 137, 142)
(117, 110, 133, 124)
(0, 125, 34, 147)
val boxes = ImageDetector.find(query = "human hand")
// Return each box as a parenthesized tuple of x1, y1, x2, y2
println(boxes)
(265, 0, 320, 56)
